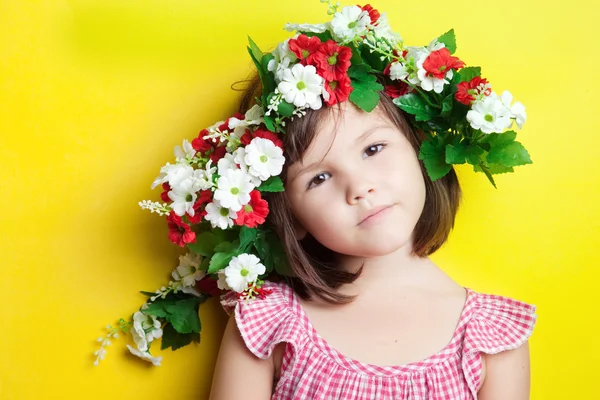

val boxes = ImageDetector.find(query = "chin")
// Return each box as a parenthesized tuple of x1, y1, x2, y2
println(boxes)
(341, 235, 413, 258)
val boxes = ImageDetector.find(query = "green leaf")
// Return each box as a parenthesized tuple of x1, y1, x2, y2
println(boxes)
(258, 176, 284, 192)
(437, 29, 457, 54)
(445, 142, 484, 165)
(163, 298, 202, 334)
(140, 291, 157, 298)
(477, 163, 497, 188)
(214, 240, 237, 254)
(239, 226, 258, 252)
(473, 163, 515, 175)
(160, 323, 200, 351)
(260, 54, 276, 94)
(418, 139, 452, 181)
(457, 67, 481, 83)
(187, 231, 219, 257)
(441, 93, 454, 117)
(264, 114, 276, 131)
(486, 141, 532, 167)
(347, 65, 382, 112)
(277, 100, 295, 117)
(253, 230, 273, 273)
(247, 36, 263, 64)
(207, 251, 237, 274)
(360, 44, 386, 71)
(480, 130, 517, 146)
(393, 93, 436, 122)
(304, 30, 333, 42)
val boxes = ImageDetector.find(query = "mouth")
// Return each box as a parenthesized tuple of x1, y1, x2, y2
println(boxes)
(358, 204, 394, 226)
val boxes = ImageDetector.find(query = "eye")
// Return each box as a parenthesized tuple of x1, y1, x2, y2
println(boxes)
(307, 172, 331, 189)
(363, 143, 386, 159)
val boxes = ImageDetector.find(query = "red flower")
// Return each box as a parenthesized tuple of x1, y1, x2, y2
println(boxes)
(160, 182, 171, 203)
(324, 75, 353, 106)
(384, 81, 410, 99)
(455, 76, 492, 105)
(240, 128, 253, 145)
(187, 190, 213, 224)
(234, 190, 269, 228)
(423, 48, 465, 79)
(167, 211, 196, 247)
(192, 129, 214, 154)
(218, 113, 245, 132)
(255, 287, 273, 299)
(252, 128, 284, 149)
(209, 146, 227, 163)
(311, 40, 352, 81)
(359, 4, 380, 23)
(288, 34, 322, 65)
(195, 277, 222, 297)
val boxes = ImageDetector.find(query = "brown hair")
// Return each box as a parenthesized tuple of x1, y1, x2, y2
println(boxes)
(234, 73, 461, 304)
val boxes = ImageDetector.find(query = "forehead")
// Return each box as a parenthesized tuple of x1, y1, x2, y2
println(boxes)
(299, 102, 392, 164)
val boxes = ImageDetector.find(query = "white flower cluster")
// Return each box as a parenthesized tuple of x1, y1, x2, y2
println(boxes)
(216, 253, 266, 293)
(140, 105, 285, 230)
(467, 91, 526, 134)
(388, 39, 449, 93)
(125, 310, 163, 366)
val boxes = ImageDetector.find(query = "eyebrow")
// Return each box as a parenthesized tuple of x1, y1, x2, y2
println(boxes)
(289, 124, 390, 184)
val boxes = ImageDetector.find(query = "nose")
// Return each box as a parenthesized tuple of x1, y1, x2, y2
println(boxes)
(346, 174, 375, 206)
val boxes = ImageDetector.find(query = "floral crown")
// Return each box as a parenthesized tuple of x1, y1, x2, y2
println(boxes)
(94, 0, 531, 366)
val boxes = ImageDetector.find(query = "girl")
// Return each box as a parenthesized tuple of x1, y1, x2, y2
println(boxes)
(206, 4, 537, 399)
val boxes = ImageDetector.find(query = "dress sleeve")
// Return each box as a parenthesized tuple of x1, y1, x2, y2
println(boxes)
(461, 292, 538, 398)
(220, 281, 299, 360)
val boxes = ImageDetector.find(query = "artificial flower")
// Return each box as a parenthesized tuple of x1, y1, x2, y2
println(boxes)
(234, 190, 269, 228)
(209, 146, 227, 163)
(213, 169, 255, 212)
(191, 129, 214, 154)
(168, 178, 197, 217)
(311, 40, 352, 81)
(288, 34, 322, 65)
(204, 200, 237, 230)
(500, 90, 527, 129)
(416, 52, 451, 93)
(126, 345, 162, 366)
(174, 139, 196, 161)
(277, 63, 324, 109)
(187, 190, 213, 224)
(284, 22, 329, 33)
(244, 137, 285, 181)
(224, 253, 266, 293)
(330, 5, 371, 42)
(131, 311, 162, 352)
(455, 76, 492, 105)
(189, 160, 216, 191)
(217, 153, 239, 176)
(324, 74, 353, 105)
(160, 182, 171, 203)
(388, 61, 409, 81)
(422, 48, 465, 80)
(466, 93, 513, 134)
(216, 270, 231, 290)
(251, 128, 284, 149)
(172, 252, 205, 288)
(384, 80, 410, 99)
(166, 211, 196, 247)
(360, 4, 380, 24)
(267, 38, 298, 82)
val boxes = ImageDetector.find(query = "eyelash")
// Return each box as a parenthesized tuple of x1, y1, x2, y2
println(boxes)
(306, 142, 387, 190)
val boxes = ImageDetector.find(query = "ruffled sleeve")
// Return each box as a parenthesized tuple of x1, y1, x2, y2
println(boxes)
(461, 291, 538, 398)
(220, 281, 301, 360)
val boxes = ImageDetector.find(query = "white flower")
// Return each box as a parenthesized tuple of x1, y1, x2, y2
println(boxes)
(389, 61, 409, 81)
(426, 38, 445, 52)
(126, 345, 162, 366)
(189, 160, 216, 191)
(330, 5, 371, 42)
(267, 39, 298, 82)
(284, 22, 329, 33)
(131, 311, 163, 352)
(217, 269, 231, 290)
(213, 169, 255, 212)
(172, 253, 205, 287)
(224, 253, 266, 293)
(244, 137, 285, 181)
(467, 93, 513, 134)
(151, 163, 193, 190)
(227, 104, 265, 139)
(233, 147, 262, 186)
(416, 52, 452, 94)
(500, 90, 527, 129)
(217, 153, 239, 176)
(371, 13, 402, 44)
(174, 139, 195, 161)
(204, 200, 237, 229)
(168, 178, 197, 217)
(278, 64, 324, 109)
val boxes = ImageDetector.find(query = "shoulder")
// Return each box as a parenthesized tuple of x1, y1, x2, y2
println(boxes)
(219, 280, 302, 360)
(461, 288, 538, 396)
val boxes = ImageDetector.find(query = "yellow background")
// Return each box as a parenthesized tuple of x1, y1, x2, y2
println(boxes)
(1, 0, 598, 398)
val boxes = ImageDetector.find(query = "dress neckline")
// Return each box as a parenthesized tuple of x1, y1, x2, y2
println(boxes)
(284, 284, 476, 377)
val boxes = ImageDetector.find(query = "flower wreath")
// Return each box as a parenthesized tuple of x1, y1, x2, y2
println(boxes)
(93, 0, 531, 366)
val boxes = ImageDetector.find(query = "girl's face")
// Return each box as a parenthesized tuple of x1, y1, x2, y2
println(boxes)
(285, 102, 427, 258)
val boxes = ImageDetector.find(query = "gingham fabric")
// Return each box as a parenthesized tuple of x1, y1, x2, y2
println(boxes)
(221, 281, 537, 400)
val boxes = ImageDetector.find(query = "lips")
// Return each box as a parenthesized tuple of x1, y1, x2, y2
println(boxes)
(358, 204, 393, 225)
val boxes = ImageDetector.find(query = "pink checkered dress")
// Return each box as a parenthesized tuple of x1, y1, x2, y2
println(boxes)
(221, 280, 537, 399)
